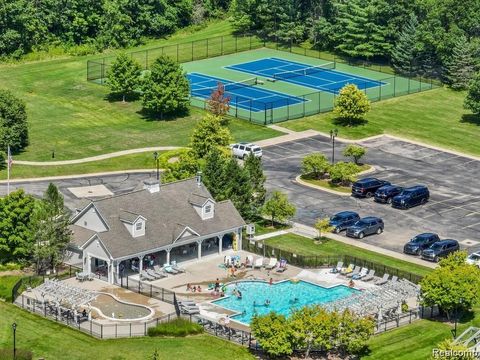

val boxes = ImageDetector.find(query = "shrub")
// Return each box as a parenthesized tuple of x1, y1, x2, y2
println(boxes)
(0, 262, 22, 271)
(342, 144, 366, 165)
(147, 318, 203, 337)
(328, 162, 361, 185)
(301, 153, 330, 179)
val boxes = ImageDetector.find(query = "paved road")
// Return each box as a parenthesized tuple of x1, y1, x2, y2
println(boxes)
(262, 135, 480, 255)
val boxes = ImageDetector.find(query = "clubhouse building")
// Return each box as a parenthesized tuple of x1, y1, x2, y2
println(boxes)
(67, 174, 246, 284)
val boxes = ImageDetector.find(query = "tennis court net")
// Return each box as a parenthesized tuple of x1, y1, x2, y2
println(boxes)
(273, 62, 335, 80)
(191, 77, 257, 96)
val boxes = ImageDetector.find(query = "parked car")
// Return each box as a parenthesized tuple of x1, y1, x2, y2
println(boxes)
(466, 252, 480, 267)
(346, 216, 384, 239)
(351, 178, 390, 198)
(403, 233, 441, 255)
(391, 185, 429, 209)
(374, 185, 403, 204)
(329, 211, 360, 234)
(421, 239, 459, 262)
(231, 142, 262, 159)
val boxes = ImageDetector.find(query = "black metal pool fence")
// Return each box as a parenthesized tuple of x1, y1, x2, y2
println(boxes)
(86, 34, 439, 124)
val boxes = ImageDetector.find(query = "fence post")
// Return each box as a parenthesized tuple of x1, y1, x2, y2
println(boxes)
(235, 37, 238, 53)
(101, 324, 103, 339)
(221, 36, 224, 55)
(207, 38, 209, 57)
(90, 320, 92, 335)
(176, 43, 179, 62)
(116, 323, 118, 338)
(146, 49, 149, 69)
(130, 323, 132, 337)
(191, 42, 194, 62)
(145, 322, 147, 336)
(249, 36, 252, 50)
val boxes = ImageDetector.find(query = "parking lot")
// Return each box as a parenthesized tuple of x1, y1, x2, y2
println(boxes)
(262, 135, 480, 255)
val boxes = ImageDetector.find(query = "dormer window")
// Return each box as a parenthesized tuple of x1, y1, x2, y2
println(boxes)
(136, 222, 143, 231)
(205, 204, 212, 214)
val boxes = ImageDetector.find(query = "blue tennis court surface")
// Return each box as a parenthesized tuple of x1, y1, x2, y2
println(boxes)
(187, 72, 305, 111)
(226, 57, 385, 94)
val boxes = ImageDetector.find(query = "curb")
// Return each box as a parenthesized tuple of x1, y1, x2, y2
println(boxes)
(294, 165, 376, 197)
(0, 169, 158, 184)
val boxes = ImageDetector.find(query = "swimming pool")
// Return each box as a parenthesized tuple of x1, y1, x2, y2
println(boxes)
(213, 280, 358, 324)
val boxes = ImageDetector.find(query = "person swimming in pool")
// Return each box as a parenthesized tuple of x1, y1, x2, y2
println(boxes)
(265, 299, 270, 306)
(237, 290, 243, 299)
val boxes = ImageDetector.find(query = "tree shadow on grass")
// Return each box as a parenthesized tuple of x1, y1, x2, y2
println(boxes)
(332, 117, 369, 127)
(460, 113, 480, 126)
(104, 92, 141, 103)
(137, 107, 190, 122)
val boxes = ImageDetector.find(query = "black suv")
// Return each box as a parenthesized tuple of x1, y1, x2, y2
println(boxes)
(374, 185, 403, 204)
(329, 211, 361, 234)
(351, 178, 390, 198)
(346, 216, 384, 239)
(392, 185, 429, 209)
(403, 233, 440, 255)
(421, 239, 459, 262)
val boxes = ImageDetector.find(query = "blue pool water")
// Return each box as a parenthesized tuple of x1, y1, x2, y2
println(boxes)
(213, 280, 358, 324)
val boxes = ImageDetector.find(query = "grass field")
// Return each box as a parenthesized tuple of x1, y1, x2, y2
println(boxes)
(0, 302, 254, 360)
(0, 21, 280, 162)
(265, 233, 432, 276)
(282, 87, 480, 156)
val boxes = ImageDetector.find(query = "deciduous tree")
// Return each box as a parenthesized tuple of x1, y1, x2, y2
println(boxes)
(107, 53, 142, 102)
(301, 153, 330, 179)
(262, 190, 296, 226)
(314, 218, 334, 239)
(420, 251, 480, 320)
(251, 313, 293, 357)
(207, 83, 231, 124)
(190, 114, 233, 159)
(342, 144, 366, 165)
(0, 89, 28, 153)
(328, 162, 361, 185)
(334, 84, 371, 125)
(141, 55, 190, 119)
(464, 72, 480, 115)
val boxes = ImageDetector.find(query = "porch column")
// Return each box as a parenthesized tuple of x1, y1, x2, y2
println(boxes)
(139, 255, 144, 275)
(197, 240, 203, 259)
(166, 249, 171, 265)
(85, 255, 91, 275)
(107, 260, 113, 284)
(115, 262, 120, 284)
(218, 235, 223, 254)
(237, 228, 243, 251)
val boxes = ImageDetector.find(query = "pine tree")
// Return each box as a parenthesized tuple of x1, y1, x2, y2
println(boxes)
(464, 72, 480, 115)
(141, 55, 190, 118)
(391, 14, 418, 75)
(443, 35, 475, 90)
(334, 0, 391, 59)
(202, 148, 230, 200)
(107, 53, 142, 102)
(243, 154, 266, 215)
(224, 157, 255, 220)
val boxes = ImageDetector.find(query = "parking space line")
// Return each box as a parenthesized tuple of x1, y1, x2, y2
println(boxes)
(463, 221, 480, 229)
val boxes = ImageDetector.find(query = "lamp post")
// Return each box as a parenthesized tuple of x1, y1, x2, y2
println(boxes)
(153, 151, 159, 181)
(330, 129, 338, 164)
(12, 322, 17, 359)
(453, 297, 464, 339)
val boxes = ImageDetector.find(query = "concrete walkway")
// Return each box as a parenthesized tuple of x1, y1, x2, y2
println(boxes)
(289, 222, 437, 269)
(253, 230, 289, 241)
(12, 146, 181, 166)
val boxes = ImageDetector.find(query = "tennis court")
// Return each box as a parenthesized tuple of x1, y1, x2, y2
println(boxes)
(188, 72, 305, 111)
(226, 57, 385, 94)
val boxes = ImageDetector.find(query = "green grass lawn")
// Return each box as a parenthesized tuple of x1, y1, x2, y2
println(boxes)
(282, 88, 480, 157)
(300, 175, 352, 193)
(0, 302, 253, 360)
(265, 233, 432, 276)
(0, 20, 280, 162)
(0, 275, 23, 301)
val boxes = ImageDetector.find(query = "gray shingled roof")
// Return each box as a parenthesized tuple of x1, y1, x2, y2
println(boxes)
(71, 178, 245, 259)
(69, 225, 96, 247)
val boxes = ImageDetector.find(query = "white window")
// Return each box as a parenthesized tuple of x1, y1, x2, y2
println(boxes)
(205, 205, 212, 214)
(136, 222, 143, 231)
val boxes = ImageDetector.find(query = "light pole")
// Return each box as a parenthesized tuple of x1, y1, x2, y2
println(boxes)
(453, 297, 464, 339)
(153, 151, 159, 181)
(330, 129, 338, 164)
(12, 322, 17, 359)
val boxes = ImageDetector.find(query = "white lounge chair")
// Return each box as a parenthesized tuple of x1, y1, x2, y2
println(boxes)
(362, 269, 375, 281)
(146, 269, 163, 279)
(170, 261, 186, 273)
(163, 265, 179, 275)
(352, 267, 368, 280)
(140, 271, 155, 281)
(331, 261, 343, 273)
(153, 265, 166, 277)
(346, 266, 360, 278)
(265, 257, 278, 270)
(375, 273, 390, 285)
(340, 264, 355, 275)
(224, 256, 232, 266)
(253, 257, 264, 269)
(276, 259, 287, 272)
(245, 255, 254, 268)
(390, 275, 398, 283)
